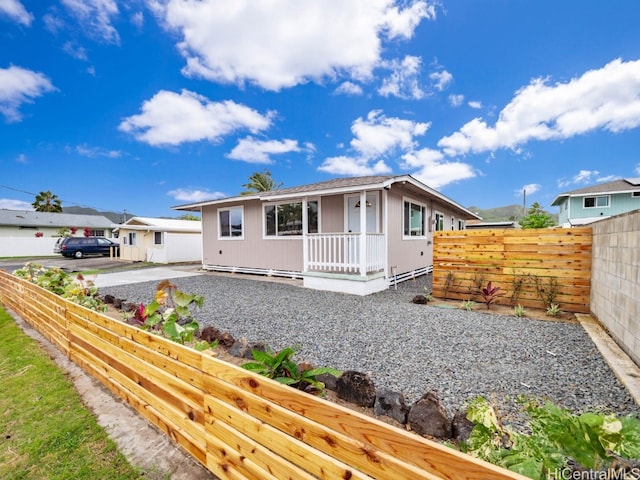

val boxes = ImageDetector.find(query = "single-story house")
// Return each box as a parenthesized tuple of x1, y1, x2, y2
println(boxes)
(0, 209, 116, 256)
(115, 217, 202, 264)
(173, 175, 480, 295)
(551, 178, 640, 227)
(466, 220, 521, 230)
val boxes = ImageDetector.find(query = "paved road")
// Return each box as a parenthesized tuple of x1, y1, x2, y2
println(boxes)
(0, 256, 130, 274)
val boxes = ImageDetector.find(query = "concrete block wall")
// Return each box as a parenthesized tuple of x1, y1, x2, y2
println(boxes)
(590, 210, 640, 366)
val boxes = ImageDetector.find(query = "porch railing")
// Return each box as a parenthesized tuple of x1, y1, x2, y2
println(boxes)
(306, 233, 385, 274)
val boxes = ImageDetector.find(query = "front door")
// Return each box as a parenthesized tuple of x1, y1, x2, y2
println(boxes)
(346, 194, 378, 233)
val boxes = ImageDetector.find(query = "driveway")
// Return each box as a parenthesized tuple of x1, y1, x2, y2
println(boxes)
(0, 256, 129, 274)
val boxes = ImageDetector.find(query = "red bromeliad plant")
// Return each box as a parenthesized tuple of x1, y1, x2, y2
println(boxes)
(480, 281, 502, 309)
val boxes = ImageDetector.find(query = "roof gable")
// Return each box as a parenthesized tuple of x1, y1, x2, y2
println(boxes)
(120, 216, 201, 232)
(551, 178, 640, 206)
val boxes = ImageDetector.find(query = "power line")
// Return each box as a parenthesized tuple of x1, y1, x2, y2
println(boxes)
(0, 184, 123, 213)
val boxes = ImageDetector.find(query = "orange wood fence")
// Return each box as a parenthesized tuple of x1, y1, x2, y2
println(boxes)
(0, 270, 525, 480)
(432, 228, 592, 313)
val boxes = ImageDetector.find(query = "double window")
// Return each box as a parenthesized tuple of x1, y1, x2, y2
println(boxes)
(219, 206, 243, 239)
(434, 212, 445, 232)
(583, 196, 609, 208)
(264, 201, 318, 237)
(403, 200, 426, 237)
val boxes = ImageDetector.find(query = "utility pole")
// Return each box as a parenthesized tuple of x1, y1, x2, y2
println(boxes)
(523, 189, 526, 218)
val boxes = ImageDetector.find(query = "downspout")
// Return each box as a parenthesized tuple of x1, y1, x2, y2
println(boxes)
(302, 197, 308, 273)
(359, 190, 367, 277)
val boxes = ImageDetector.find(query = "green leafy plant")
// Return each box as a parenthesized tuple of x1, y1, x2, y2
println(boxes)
(546, 303, 561, 317)
(423, 287, 434, 302)
(14, 263, 105, 311)
(242, 346, 341, 395)
(532, 275, 561, 310)
(510, 274, 529, 306)
(462, 396, 640, 479)
(142, 280, 204, 345)
(443, 271, 456, 298)
(513, 304, 526, 317)
(480, 281, 502, 309)
(194, 339, 219, 352)
(460, 300, 476, 311)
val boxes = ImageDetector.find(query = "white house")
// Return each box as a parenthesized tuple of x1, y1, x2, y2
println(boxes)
(0, 209, 116, 257)
(116, 217, 202, 264)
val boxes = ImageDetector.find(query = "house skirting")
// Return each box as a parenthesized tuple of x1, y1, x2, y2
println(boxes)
(201, 264, 432, 295)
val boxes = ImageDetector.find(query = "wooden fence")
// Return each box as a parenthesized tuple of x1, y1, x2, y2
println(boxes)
(0, 270, 525, 480)
(432, 228, 592, 313)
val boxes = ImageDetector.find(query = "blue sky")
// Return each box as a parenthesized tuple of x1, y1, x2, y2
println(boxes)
(1, 1, 640, 218)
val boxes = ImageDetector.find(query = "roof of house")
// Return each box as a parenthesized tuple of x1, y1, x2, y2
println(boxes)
(551, 178, 640, 205)
(116, 216, 201, 233)
(0, 209, 115, 228)
(173, 175, 481, 220)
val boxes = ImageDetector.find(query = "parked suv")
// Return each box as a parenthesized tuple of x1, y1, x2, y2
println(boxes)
(56, 237, 120, 259)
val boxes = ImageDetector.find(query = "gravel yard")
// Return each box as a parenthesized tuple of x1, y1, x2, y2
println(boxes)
(101, 273, 640, 420)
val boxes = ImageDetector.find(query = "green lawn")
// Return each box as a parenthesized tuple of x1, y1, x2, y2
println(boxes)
(0, 307, 143, 480)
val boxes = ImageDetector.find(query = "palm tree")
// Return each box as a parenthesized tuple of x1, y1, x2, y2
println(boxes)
(240, 170, 282, 195)
(32, 190, 63, 212)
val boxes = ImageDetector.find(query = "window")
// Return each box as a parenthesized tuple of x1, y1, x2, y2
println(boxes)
(403, 200, 426, 237)
(451, 217, 455, 230)
(434, 212, 444, 231)
(219, 207, 243, 239)
(89, 229, 105, 237)
(154, 232, 163, 245)
(128, 232, 137, 246)
(458, 219, 465, 230)
(632, 192, 640, 198)
(264, 201, 318, 237)
(583, 196, 609, 208)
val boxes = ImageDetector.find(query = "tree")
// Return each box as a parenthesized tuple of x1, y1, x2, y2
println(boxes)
(240, 170, 282, 195)
(519, 202, 555, 229)
(178, 214, 201, 221)
(32, 190, 62, 212)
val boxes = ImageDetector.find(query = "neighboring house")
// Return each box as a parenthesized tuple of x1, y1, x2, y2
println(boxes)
(551, 178, 640, 227)
(173, 175, 480, 295)
(466, 220, 521, 230)
(0, 209, 116, 256)
(116, 217, 202, 264)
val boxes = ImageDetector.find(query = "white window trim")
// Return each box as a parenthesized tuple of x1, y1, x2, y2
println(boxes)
(218, 205, 244, 240)
(402, 197, 427, 240)
(153, 231, 163, 245)
(632, 192, 640, 198)
(263, 199, 320, 239)
(433, 211, 445, 232)
(583, 195, 610, 209)
(343, 192, 380, 233)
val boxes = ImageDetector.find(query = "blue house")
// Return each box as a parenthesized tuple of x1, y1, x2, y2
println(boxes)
(551, 178, 640, 227)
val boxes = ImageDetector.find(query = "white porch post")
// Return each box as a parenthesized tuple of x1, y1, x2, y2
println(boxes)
(302, 198, 308, 272)
(359, 190, 366, 277)
(382, 188, 388, 278)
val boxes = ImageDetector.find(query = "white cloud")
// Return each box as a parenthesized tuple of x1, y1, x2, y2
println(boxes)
(76, 143, 121, 158)
(16, 153, 27, 163)
(0, 198, 33, 210)
(318, 156, 392, 176)
(515, 183, 541, 197)
(0, 66, 56, 122)
(401, 148, 476, 188)
(557, 170, 603, 188)
(468, 100, 482, 109)
(61, 0, 120, 44)
(227, 137, 303, 164)
(439, 58, 640, 156)
(63, 41, 88, 61)
(0, 0, 33, 26)
(159, 0, 435, 90)
(130, 11, 143, 29)
(596, 174, 620, 183)
(429, 69, 453, 91)
(350, 110, 430, 158)
(378, 55, 424, 99)
(119, 89, 273, 146)
(449, 94, 464, 107)
(334, 81, 363, 96)
(635, 163, 640, 176)
(168, 188, 226, 203)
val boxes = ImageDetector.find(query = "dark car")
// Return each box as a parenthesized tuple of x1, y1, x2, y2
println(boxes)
(57, 237, 120, 259)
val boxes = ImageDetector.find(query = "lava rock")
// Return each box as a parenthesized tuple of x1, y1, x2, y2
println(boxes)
(336, 371, 376, 408)
(451, 409, 475, 443)
(374, 389, 409, 424)
(412, 295, 428, 304)
(407, 392, 452, 439)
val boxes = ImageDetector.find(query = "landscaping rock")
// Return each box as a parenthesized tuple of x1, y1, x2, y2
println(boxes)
(336, 371, 376, 408)
(200, 327, 235, 347)
(374, 389, 409, 424)
(411, 295, 428, 304)
(451, 409, 475, 443)
(316, 373, 339, 391)
(407, 392, 452, 439)
(112, 297, 125, 309)
(228, 338, 264, 359)
(103, 294, 115, 304)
